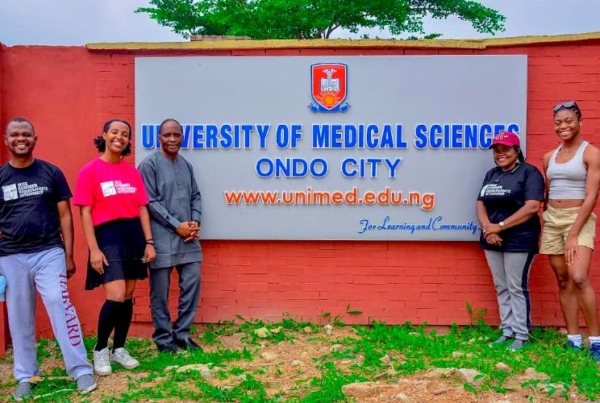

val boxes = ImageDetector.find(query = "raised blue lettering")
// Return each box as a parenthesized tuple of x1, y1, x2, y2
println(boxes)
(395, 125, 407, 149)
(451, 124, 462, 148)
(256, 158, 273, 178)
(341, 158, 357, 178)
(414, 124, 427, 149)
(256, 124, 270, 149)
(220, 124, 232, 148)
(310, 159, 328, 178)
(206, 125, 219, 148)
(380, 125, 393, 148)
(331, 125, 343, 149)
(480, 124, 493, 148)
(193, 125, 204, 149)
(345, 125, 357, 148)
(312, 125, 329, 148)
(464, 125, 477, 149)
(430, 125, 442, 149)
(366, 125, 378, 149)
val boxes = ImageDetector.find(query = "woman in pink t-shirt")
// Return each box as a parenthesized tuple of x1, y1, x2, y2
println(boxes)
(74, 119, 156, 376)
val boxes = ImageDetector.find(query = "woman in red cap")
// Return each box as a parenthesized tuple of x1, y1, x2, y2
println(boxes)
(541, 101, 600, 359)
(476, 131, 545, 350)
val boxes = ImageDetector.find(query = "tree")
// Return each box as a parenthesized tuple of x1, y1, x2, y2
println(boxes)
(135, 0, 505, 40)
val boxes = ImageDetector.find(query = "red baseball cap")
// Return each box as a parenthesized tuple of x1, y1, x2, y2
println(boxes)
(490, 131, 520, 148)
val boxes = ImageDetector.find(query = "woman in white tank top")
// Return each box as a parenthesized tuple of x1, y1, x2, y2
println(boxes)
(541, 101, 600, 359)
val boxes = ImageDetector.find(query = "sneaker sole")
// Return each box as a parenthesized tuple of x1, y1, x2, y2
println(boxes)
(12, 384, 35, 401)
(79, 383, 98, 394)
(94, 368, 112, 376)
(111, 360, 140, 370)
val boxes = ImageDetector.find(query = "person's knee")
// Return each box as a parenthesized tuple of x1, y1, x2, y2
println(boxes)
(493, 282, 508, 293)
(506, 282, 527, 295)
(150, 279, 170, 300)
(43, 289, 65, 308)
(554, 272, 572, 289)
(104, 280, 130, 302)
(182, 278, 201, 294)
(571, 273, 590, 289)
(104, 292, 126, 302)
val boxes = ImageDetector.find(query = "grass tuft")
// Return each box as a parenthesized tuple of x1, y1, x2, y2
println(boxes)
(2, 317, 600, 401)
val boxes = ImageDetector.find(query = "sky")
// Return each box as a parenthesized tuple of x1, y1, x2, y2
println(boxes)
(1, 0, 600, 45)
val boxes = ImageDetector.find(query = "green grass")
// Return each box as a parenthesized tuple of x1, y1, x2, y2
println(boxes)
(3, 317, 600, 401)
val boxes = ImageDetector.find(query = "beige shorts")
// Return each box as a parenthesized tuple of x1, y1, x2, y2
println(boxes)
(539, 206, 596, 255)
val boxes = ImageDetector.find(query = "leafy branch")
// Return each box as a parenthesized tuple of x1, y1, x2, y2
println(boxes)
(136, 0, 505, 40)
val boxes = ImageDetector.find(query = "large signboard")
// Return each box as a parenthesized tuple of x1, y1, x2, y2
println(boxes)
(135, 55, 527, 240)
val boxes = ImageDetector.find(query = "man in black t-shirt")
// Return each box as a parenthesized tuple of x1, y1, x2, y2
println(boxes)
(0, 118, 95, 399)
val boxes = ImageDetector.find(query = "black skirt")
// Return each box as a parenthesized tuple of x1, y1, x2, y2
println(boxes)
(85, 218, 148, 290)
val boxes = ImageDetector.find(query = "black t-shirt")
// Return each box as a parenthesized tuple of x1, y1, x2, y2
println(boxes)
(477, 162, 545, 253)
(0, 159, 72, 256)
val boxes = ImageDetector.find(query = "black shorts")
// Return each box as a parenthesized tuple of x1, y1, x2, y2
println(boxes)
(85, 218, 148, 290)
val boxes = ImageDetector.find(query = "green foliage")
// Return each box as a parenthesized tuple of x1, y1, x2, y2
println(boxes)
(463, 382, 478, 395)
(465, 300, 488, 327)
(305, 361, 367, 402)
(136, 0, 505, 39)
(8, 318, 600, 401)
(345, 303, 362, 316)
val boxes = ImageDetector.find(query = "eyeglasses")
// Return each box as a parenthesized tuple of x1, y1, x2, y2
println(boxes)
(553, 100, 580, 113)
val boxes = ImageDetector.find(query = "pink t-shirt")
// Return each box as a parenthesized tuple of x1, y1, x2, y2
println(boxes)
(73, 158, 149, 226)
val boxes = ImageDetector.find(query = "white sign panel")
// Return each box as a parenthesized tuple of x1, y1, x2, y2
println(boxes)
(135, 55, 527, 240)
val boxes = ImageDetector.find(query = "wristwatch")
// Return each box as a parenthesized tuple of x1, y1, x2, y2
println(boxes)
(498, 221, 506, 231)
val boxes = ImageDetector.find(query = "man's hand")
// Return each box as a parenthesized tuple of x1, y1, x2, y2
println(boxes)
(176, 222, 196, 239)
(66, 254, 76, 279)
(184, 221, 201, 242)
(177, 221, 200, 242)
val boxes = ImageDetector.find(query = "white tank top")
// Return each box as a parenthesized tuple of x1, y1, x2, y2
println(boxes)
(547, 141, 588, 200)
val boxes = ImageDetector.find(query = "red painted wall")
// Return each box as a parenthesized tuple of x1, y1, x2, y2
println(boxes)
(0, 41, 4, 354)
(1, 40, 600, 344)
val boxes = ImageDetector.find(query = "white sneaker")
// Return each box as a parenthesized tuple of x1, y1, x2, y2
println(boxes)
(93, 347, 112, 376)
(111, 347, 140, 369)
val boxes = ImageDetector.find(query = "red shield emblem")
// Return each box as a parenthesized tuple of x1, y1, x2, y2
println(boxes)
(309, 63, 350, 113)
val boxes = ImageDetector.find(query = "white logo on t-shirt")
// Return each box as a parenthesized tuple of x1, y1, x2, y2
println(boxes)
(100, 181, 136, 197)
(480, 184, 511, 197)
(2, 184, 18, 201)
(101, 181, 117, 197)
(2, 182, 49, 201)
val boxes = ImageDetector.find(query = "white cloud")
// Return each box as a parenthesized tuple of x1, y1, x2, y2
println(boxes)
(1, 0, 600, 45)
(0, 0, 182, 45)
(335, 0, 600, 39)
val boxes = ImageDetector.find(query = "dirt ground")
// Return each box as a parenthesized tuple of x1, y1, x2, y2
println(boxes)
(0, 327, 596, 402)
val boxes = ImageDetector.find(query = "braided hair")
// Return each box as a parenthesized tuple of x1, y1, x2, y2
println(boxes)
(553, 101, 582, 120)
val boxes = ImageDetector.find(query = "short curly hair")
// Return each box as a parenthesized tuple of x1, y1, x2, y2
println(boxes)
(94, 119, 132, 157)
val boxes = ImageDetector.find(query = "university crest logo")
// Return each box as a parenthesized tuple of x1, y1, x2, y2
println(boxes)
(309, 63, 350, 113)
